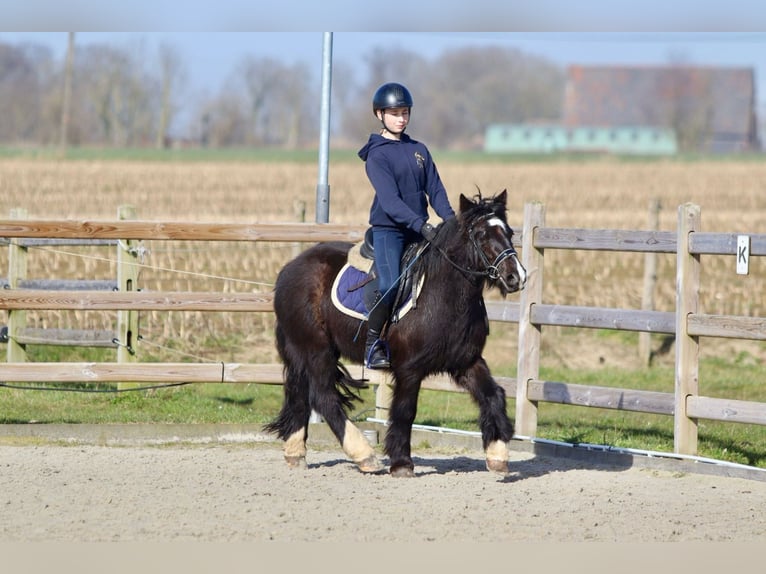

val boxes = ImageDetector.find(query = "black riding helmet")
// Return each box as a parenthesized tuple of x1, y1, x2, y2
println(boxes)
(372, 82, 413, 134)
(372, 82, 413, 114)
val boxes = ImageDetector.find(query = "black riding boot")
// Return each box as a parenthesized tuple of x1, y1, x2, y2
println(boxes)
(365, 292, 391, 369)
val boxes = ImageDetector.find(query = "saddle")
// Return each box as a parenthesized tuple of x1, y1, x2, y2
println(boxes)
(331, 228, 426, 322)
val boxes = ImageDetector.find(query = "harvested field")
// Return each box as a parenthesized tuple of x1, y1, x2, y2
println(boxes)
(2, 158, 765, 367)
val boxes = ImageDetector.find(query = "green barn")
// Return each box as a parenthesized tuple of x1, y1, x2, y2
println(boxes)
(484, 124, 678, 155)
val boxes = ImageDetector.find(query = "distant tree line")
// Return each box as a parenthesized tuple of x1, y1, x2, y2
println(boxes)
(0, 35, 566, 150)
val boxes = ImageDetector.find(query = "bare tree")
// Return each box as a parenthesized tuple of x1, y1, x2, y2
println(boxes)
(155, 42, 186, 148)
(193, 90, 248, 146)
(0, 41, 56, 144)
(229, 55, 317, 147)
(72, 43, 157, 146)
(350, 45, 563, 149)
(1, 38, 568, 151)
(238, 56, 284, 145)
(59, 32, 75, 153)
(340, 46, 429, 145)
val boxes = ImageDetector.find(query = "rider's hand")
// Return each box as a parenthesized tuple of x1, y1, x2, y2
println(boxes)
(421, 222, 438, 242)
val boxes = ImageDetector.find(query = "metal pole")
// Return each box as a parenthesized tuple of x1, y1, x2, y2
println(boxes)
(315, 32, 333, 224)
(310, 33, 333, 425)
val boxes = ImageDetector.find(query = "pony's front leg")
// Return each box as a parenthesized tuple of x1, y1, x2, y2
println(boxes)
(385, 374, 421, 477)
(455, 358, 514, 474)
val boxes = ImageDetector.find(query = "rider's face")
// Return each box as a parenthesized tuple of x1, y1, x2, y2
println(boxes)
(378, 107, 410, 134)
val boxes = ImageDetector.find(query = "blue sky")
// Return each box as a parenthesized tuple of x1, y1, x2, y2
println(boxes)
(3, 32, 766, 104)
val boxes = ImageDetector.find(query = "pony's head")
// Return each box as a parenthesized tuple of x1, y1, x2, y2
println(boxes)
(455, 189, 527, 296)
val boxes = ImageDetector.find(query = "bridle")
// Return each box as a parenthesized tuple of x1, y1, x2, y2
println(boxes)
(467, 217, 519, 281)
(433, 213, 520, 285)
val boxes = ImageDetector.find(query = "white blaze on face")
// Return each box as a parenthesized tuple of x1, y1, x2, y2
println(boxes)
(486, 216, 526, 286)
(487, 217, 508, 231)
(513, 254, 527, 286)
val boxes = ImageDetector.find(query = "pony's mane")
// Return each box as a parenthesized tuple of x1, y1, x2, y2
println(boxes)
(462, 193, 507, 223)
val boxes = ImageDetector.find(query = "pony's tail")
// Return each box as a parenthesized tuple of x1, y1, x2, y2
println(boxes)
(264, 361, 368, 439)
(335, 362, 368, 411)
(263, 360, 309, 440)
(263, 409, 292, 440)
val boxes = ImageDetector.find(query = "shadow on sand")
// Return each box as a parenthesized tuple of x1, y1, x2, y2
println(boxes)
(307, 443, 634, 482)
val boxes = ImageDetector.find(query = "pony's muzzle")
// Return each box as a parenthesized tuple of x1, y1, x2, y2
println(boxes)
(502, 254, 527, 293)
(514, 254, 528, 289)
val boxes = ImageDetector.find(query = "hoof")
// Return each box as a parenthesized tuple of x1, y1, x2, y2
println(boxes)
(357, 455, 384, 473)
(390, 465, 415, 478)
(285, 455, 307, 469)
(486, 458, 509, 474)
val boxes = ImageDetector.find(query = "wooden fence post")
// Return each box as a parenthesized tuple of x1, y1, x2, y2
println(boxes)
(374, 373, 394, 420)
(116, 205, 140, 390)
(515, 202, 545, 437)
(639, 198, 660, 366)
(675, 203, 701, 455)
(6, 208, 28, 363)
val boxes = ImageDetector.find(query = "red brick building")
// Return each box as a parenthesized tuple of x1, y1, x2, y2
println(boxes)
(563, 65, 759, 153)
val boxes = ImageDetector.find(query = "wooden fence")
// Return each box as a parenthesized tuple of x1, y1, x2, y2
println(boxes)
(1, 203, 765, 458)
(0, 206, 140, 366)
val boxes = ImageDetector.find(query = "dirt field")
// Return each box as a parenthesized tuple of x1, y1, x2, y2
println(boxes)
(1, 427, 765, 543)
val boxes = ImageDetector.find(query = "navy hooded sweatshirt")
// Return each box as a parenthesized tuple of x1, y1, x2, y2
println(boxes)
(358, 133, 455, 233)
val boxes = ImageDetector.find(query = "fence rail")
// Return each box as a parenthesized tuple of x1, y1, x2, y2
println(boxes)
(0, 219, 367, 243)
(1, 204, 765, 459)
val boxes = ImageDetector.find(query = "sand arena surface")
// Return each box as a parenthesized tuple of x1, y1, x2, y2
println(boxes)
(1, 433, 764, 542)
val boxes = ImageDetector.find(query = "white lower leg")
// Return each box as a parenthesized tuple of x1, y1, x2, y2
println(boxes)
(284, 427, 307, 461)
(486, 439, 509, 463)
(342, 420, 376, 463)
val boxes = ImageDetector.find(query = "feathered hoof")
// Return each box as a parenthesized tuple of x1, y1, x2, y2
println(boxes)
(284, 455, 307, 469)
(356, 455, 384, 473)
(486, 458, 509, 474)
(390, 464, 415, 478)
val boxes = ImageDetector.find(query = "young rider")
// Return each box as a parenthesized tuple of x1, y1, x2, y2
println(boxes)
(357, 82, 456, 369)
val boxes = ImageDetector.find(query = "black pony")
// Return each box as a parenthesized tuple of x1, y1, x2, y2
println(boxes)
(265, 190, 527, 476)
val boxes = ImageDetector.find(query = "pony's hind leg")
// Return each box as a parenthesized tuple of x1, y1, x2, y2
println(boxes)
(454, 358, 514, 474)
(312, 362, 382, 473)
(264, 362, 312, 469)
(263, 321, 313, 468)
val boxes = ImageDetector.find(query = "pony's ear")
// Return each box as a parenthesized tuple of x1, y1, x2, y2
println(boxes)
(459, 193, 475, 213)
(495, 189, 508, 205)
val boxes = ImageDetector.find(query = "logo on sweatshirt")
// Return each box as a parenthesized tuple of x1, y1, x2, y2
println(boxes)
(414, 151, 425, 169)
